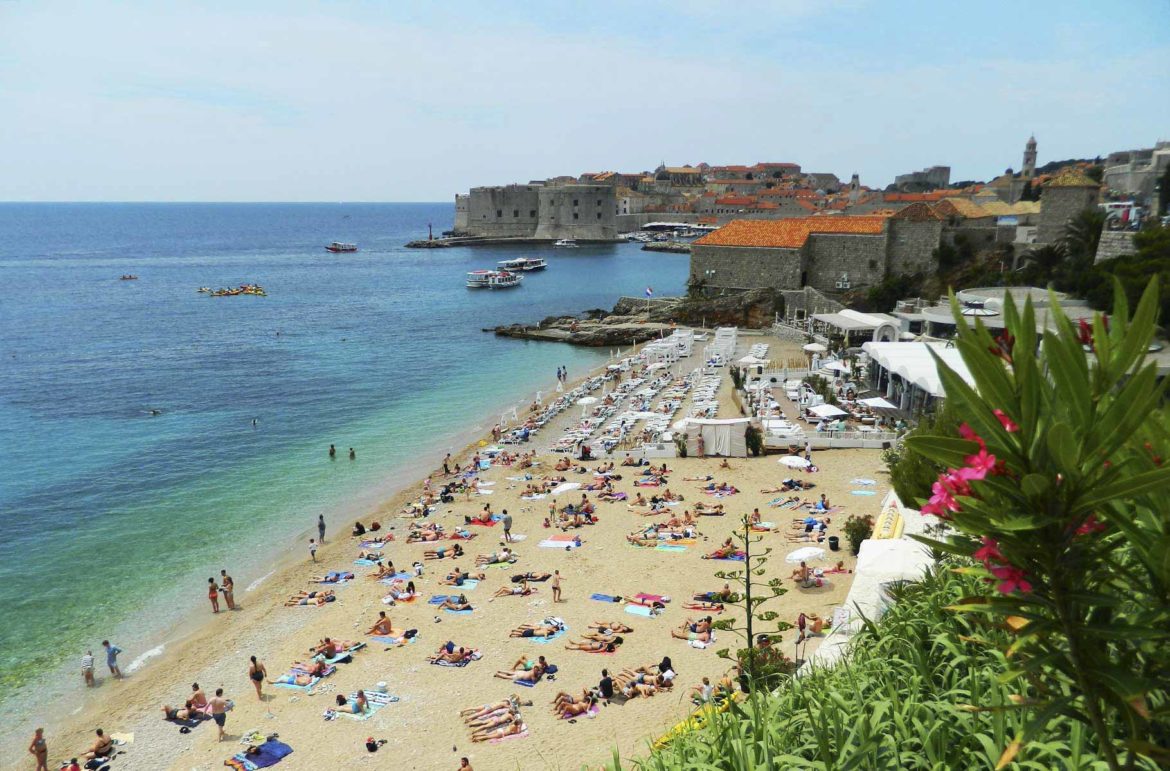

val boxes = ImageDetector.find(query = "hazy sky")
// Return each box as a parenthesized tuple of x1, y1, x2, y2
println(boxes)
(1, 1, 1167, 201)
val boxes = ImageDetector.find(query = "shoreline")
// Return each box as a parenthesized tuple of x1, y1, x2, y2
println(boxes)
(10, 344, 624, 767)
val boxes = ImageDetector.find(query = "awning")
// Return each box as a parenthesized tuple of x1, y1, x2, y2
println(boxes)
(809, 404, 848, 418)
(858, 396, 897, 409)
(861, 342, 974, 398)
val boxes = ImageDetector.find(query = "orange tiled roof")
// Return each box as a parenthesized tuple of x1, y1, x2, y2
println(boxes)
(934, 197, 990, 219)
(715, 195, 758, 206)
(1045, 168, 1099, 188)
(694, 216, 889, 249)
(796, 200, 818, 212)
(890, 202, 942, 222)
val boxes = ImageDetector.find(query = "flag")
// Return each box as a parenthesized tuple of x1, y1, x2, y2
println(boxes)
(645, 287, 653, 298)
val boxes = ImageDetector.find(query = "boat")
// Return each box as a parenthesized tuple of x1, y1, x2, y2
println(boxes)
(120, 274, 138, 280)
(325, 242, 358, 253)
(197, 287, 211, 293)
(466, 270, 523, 289)
(497, 257, 547, 272)
(552, 239, 578, 248)
(209, 283, 267, 297)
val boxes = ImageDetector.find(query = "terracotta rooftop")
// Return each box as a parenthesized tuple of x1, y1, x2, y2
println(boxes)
(694, 216, 889, 249)
(663, 166, 700, 175)
(890, 202, 942, 222)
(935, 197, 991, 219)
(715, 195, 758, 206)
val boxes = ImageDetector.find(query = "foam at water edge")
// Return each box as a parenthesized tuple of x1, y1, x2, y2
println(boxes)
(246, 571, 275, 592)
(125, 644, 165, 674)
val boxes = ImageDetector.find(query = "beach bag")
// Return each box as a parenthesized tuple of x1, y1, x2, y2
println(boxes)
(366, 737, 379, 753)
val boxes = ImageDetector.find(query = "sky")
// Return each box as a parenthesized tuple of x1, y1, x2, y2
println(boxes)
(1, 0, 1167, 202)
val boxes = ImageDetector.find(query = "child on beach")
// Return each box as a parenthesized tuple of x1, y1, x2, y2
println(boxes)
(309, 538, 318, 562)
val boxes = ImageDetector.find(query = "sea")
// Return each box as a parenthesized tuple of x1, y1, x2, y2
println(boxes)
(0, 203, 688, 720)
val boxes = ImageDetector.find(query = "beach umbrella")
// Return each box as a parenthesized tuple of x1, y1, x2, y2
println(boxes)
(859, 396, 897, 409)
(778, 455, 810, 468)
(786, 546, 826, 564)
(822, 361, 851, 373)
(577, 396, 599, 406)
(802, 343, 826, 353)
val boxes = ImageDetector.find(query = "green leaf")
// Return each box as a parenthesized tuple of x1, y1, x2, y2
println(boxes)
(1045, 422, 1080, 475)
(1075, 466, 1170, 515)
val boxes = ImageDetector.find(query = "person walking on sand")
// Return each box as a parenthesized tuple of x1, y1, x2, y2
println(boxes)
(102, 640, 122, 679)
(248, 655, 267, 701)
(318, 514, 326, 544)
(208, 577, 221, 613)
(309, 538, 318, 562)
(552, 570, 563, 603)
(81, 650, 95, 687)
(501, 509, 513, 543)
(220, 570, 236, 611)
(29, 727, 48, 771)
(210, 687, 228, 741)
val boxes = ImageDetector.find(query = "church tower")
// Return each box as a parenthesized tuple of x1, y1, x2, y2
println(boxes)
(1022, 135, 1037, 179)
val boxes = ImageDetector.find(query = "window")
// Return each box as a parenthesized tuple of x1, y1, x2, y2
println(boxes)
(596, 199, 602, 206)
(573, 213, 579, 220)
(596, 212, 602, 219)
(573, 199, 579, 207)
(529, 210, 536, 217)
(513, 209, 519, 217)
(496, 209, 502, 218)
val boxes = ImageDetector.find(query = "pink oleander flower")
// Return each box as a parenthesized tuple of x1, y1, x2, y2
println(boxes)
(958, 422, 986, 450)
(993, 409, 1019, 433)
(990, 565, 1033, 595)
(973, 536, 1004, 568)
(961, 449, 996, 478)
(1075, 514, 1107, 537)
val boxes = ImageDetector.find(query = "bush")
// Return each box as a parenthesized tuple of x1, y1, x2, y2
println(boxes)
(883, 404, 960, 504)
(842, 513, 873, 555)
(744, 425, 763, 457)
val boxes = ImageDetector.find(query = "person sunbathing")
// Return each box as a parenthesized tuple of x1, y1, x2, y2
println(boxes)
(509, 623, 561, 638)
(284, 590, 335, 606)
(491, 581, 535, 598)
(629, 492, 649, 508)
(467, 705, 519, 730)
(694, 584, 734, 603)
(333, 691, 368, 714)
(271, 670, 316, 687)
(693, 502, 725, 515)
(556, 695, 596, 717)
(564, 637, 622, 652)
(672, 627, 712, 643)
(622, 681, 659, 699)
(431, 646, 473, 664)
(589, 621, 633, 634)
(460, 695, 523, 719)
(441, 568, 485, 586)
(464, 513, 495, 526)
(702, 538, 737, 560)
(470, 718, 526, 742)
(511, 571, 550, 583)
(311, 571, 354, 583)
(161, 704, 196, 721)
(684, 601, 724, 613)
(661, 488, 683, 502)
(424, 544, 463, 560)
(407, 530, 444, 542)
(368, 562, 394, 579)
(384, 580, 417, 601)
(580, 630, 627, 643)
(555, 457, 572, 471)
(439, 595, 472, 612)
(367, 612, 396, 636)
(476, 548, 515, 566)
(83, 730, 114, 761)
(626, 533, 659, 548)
(683, 474, 714, 482)
(496, 663, 544, 684)
(290, 658, 329, 677)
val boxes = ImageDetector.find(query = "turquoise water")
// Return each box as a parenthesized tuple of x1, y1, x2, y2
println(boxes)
(0, 203, 688, 703)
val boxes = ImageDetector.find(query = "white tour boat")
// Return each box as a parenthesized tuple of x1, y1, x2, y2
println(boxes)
(552, 239, 579, 248)
(467, 270, 524, 289)
(466, 270, 494, 288)
(497, 257, 548, 272)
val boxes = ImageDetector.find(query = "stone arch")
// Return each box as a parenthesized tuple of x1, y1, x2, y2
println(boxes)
(873, 322, 899, 342)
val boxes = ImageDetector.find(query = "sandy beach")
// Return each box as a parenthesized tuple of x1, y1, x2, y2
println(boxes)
(20, 333, 888, 771)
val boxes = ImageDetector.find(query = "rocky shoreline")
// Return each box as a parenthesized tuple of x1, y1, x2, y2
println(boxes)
(487, 287, 779, 346)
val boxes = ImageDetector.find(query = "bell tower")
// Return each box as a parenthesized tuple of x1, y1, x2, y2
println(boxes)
(1022, 135, 1037, 179)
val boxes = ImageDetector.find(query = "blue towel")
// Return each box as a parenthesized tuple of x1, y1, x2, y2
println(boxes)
(428, 595, 452, 605)
(850, 490, 877, 496)
(249, 739, 294, 768)
(529, 627, 567, 643)
(656, 544, 687, 552)
(444, 607, 474, 615)
(354, 559, 377, 566)
(590, 593, 620, 602)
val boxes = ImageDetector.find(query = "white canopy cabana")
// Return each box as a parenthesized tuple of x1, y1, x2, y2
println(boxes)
(861, 342, 974, 398)
(678, 417, 750, 457)
(809, 403, 848, 418)
(858, 396, 897, 409)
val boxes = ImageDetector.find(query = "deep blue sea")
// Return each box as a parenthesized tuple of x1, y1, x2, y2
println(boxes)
(0, 203, 687, 707)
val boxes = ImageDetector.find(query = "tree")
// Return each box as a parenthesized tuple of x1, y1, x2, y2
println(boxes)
(1019, 243, 1067, 285)
(1085, 164, 1105, 184)
(882, 402, 961, 503)
(1021, 180, 1034, 202)
(710, 517, 793, 689)
(1060, 208, 1106, 264)
(905, 280, 1170, 770)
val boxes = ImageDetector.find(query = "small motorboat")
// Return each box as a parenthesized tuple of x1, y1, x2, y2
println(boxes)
(553, 239, 578, 248)
(120, 274, 138, 280)
(325, 242, 358, 253)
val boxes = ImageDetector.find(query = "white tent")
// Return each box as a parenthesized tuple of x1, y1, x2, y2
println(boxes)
(679, 417, 750, 457)
(859, 396, 897, 409)
(809, 403, 848, 418)
(737, 355, 769, 365)
(861, 342, 974, 398)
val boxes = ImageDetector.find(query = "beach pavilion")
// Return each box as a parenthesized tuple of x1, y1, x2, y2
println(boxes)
(860, 341, 975, 414)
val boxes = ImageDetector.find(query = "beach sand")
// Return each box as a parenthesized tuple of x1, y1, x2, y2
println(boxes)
(20, 334, 888, 771)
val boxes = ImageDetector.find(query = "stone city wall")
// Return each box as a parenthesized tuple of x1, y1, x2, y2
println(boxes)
(887, 219, 943, 276)
(464, 185, 542, 237)
(690, 244, 802, 292)
(804, 233, 887, 291)
(1037, 187, 1100, 244)
(533, 185, 618, 241)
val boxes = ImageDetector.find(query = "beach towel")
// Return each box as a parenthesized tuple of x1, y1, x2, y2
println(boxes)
(625, 604, 657, 618)
(336, 691, 395, 721)
(539, 539, 582, 550)
(226, 739, 294, 770)
(656, 544, 687, 552)
(165, 715, 205, 728)
(488, 724, 528, 744)
(354, 559, 377, 566)
(850, 490, 877, 496)
(850, 478, 877, 486)
(359, 539, 389, 548)
(444, 607, 474, 615)
(528, 627, 567, 644)
(634, 593, 669, 603)
(380, 572, 414, 584)
(370, 635, 416, 646)
(521, 494, 547, 501)
(551, 482, 582, 496)
(502, 534, 528, 542)
(320, 651, 353, 665)
(590, 593, 622, 603)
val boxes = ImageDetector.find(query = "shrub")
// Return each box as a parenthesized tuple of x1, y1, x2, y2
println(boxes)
(842, 513, 873, 555)
(744, 425, 763, 457)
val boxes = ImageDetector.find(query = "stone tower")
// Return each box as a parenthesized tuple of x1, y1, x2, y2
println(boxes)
(1022, 135, 1037, 180)
(848, 173, 860, 202)
(1037, 168, 1099, 244)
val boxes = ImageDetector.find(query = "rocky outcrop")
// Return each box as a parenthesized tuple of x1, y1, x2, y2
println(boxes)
(489, 288, 778, 346)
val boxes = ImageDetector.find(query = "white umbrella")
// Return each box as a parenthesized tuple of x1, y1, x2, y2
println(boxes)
(859, 396, 897, 409)
(802, 343, 827, 353)
(551, 482, 582, 496)
(577, 396, 599, 406)
(737, 355, 768, 365)
(822, 361, 851, 373)
(786, 546, 826, 564)
(809, 403, 848, 418)
(778, 455, 810, 468)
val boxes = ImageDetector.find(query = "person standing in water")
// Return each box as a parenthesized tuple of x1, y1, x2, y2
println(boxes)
(349, 447, 356, 460)
(208, 577, 220, 613)
(102, 640, 122, 679)
(81, 650, 95, 687)
(220, 570, 236, 611)
(309, 538, 318, 562)
(318, 514, 326, 544)
(329, 444, 336, 459)
(248, 655, 267, 700)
